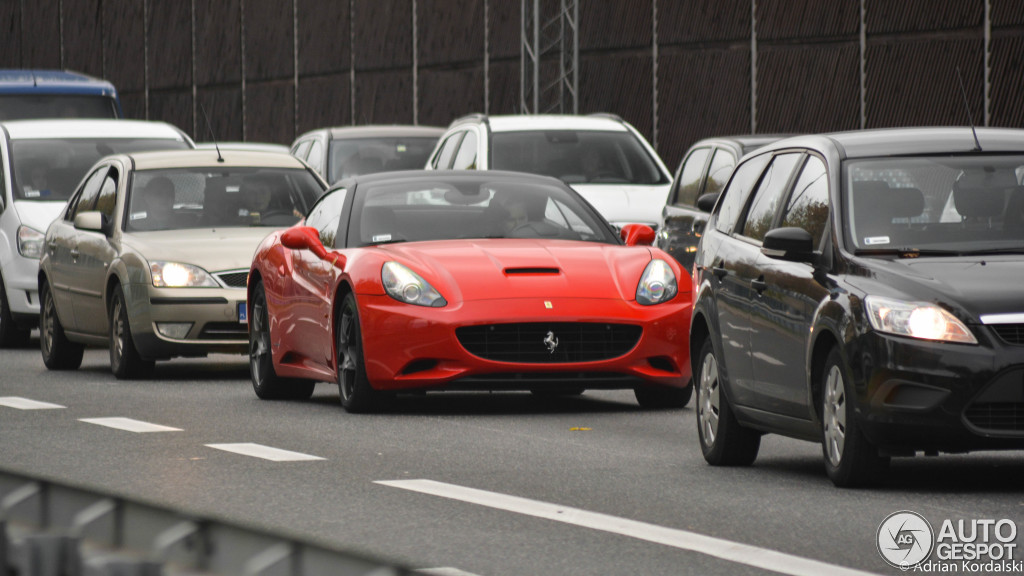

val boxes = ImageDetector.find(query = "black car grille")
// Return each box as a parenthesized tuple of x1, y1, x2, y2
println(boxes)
(990, 324, 1024, 345)
(216, 271, 249, 288)
(964, 403, 1024, 432)
(199, 322, 248, 341)
(455, 322, 642, 364)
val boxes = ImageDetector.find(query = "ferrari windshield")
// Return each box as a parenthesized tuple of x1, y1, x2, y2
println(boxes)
(845, 155, 1024, 254)
(350, 177, 619, 246)
(329, 137, 439, 183)
(490, 130, 669, 185)
(126, 167, 323, 231)
(10, 138, 190, 202)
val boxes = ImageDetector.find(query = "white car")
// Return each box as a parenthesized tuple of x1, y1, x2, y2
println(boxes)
(426, 114, 672, 230)
(0, 119, 193, 346)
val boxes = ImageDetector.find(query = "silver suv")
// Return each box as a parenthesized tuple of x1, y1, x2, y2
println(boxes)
(426, 114, 672, 230)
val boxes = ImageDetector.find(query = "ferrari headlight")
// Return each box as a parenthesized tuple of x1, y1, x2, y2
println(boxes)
(17, 226, 45, 259)
(382, 262, 446, 307)
(865, 296, 976, 344)
(150, 261, 218, 288)
(636, 259, 677, 305)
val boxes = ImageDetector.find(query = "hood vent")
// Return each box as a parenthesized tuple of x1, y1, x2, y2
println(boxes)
(504, 267, 561, 275)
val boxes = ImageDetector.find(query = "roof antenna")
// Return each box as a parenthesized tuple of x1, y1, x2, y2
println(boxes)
(956, 67, 982, 152)
(199, 103, 225, 163)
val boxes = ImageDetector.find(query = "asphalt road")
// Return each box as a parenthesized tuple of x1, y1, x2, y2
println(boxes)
(1, 341, 1022, 576)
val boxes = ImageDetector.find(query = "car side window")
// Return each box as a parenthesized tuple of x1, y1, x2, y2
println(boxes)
(66, 167, 108, 222)
(452, 130, 478, 170)
(433, 132, 464, 169)
(781, 156, 830, 248)
(714, 153, 771, 235)
(306, 140, 324, 175)
(94, 169, 119, 221)
(292, 139, 312, 160)
(705, 149, 737, 195)
(305, 188, 347, 248)
(674, 147, 710, 206)
(741, 153, 803, 242)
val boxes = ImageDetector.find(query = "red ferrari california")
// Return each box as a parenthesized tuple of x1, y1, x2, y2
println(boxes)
(248, 171, 692, 412)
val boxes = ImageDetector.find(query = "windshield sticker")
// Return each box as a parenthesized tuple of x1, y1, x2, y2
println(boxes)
(24, 189, 40, 198)
(226, 186, 241, 193)
(238, 208, 250, 217)
(372, 233, 392, 242)
(864, 236, 890, 246)
(130, 211, 148, 220)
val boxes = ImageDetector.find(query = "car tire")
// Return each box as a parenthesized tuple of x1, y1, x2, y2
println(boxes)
(695, 338, 760, 466)
(109, 284, 154, 380)
(0, 274, 31, 348)
(634, 383, 693, 409)
(249, 281, 314, 400)
(820, 347, 889, 487)
(336, 292, 387, 413)
(39, 281, 84, 370)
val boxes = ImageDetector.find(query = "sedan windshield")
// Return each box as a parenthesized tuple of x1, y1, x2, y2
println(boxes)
(126, 167, 323, 232)
(845, 155, 1024, 254)
(350, 177, 619, 247)
(491, 130, 669, 185)
(10, 138, 190, 202)
(329, 137, 439, 183)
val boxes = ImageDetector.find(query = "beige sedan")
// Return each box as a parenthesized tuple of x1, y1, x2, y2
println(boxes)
(38, 149, 327, 378)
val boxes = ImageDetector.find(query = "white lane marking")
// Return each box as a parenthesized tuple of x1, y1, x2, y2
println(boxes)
(205, 443, 325, 462)
(0, 397, 66, 410)
(416, 569, 484, 576)
(79, 417, 183, 433)
(378, 479, 883, 576)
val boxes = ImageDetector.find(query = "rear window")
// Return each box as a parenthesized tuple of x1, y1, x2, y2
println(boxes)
(0, 95, 118, 120)
(10, 138, 190, 202)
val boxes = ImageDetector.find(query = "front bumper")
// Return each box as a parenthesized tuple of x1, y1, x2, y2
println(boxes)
(3, 252, 42, 325)
(125, 282, 249, 360)
(853, 328, 1024, 452)
(358, 294, 692, 392)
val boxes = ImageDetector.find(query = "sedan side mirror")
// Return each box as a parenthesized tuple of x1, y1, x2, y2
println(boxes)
(761, 227, 815, 262)
(281, 226, 347, 269)
(74, 211, 106, 234)
(696, 192, 719, 213)
(620, 223, 656, 246)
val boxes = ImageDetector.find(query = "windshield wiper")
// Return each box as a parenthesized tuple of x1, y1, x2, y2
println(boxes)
(957, 247, 1024, 256)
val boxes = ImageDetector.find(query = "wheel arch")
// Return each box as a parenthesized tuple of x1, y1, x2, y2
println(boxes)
(329, 280, 355, 368)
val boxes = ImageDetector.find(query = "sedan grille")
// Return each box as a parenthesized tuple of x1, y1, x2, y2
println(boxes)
(990, 324, 1024, 345)
(964, 403, 1024, 432)
(199, 322, 248, 341)
(455, 322, 642, 364)
(216, 270, 249, 288)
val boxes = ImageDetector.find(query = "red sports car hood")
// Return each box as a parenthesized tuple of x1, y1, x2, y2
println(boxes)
(372, 239, 660, 303)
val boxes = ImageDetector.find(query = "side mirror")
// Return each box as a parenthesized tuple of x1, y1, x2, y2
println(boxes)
(696, 192, 719, 213)
(280, 226, 347, 270)
(761, 227, 815, 262)
(74, 211, 106, 233)
(620, 223, 656, 247)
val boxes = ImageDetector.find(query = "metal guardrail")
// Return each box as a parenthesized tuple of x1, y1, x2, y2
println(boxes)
(0, 468, 414, 576)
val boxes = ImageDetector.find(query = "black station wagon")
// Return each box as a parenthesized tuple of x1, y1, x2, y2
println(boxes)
(689, 127, 1024, 487)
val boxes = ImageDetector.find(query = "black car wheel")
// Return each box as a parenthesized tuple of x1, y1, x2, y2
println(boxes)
(820, 347, 889, 487)
(634, 383, 692, 409)
(695, 338, 760, 466)
(336, 292, 387, 413)
(249, 280, 314, 400)
(39, 281, 83, 370)
(0, 274, 31, 347)
(109, 284, 154, 380)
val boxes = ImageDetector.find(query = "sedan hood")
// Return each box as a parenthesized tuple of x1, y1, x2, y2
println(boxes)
(376, 239, 657, 303)
(123, 228, 275, 273)
(570, 183, 670, 228)
(857, 256, 1024, 320)
(14, 200, 66, 234)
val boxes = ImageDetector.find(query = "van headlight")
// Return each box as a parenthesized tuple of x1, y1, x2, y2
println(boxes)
(150, 261, 219, 288)
(636, 259, 677, 305)
(865, 296, 976, 344)
(382, 262, 446, 307)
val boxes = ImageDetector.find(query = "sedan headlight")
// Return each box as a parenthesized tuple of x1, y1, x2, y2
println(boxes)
(865, 295, 976, 344)
(381, 262, 446, 307)
(636, 259, 677, 305)
(17, 226, 45, 259)
(150, 261, 218, 288)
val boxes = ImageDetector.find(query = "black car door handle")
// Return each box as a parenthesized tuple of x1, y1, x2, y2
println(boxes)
(752, 277, 767, 294)
(70, 249, 80, 259)
(712, 266, 728, 279)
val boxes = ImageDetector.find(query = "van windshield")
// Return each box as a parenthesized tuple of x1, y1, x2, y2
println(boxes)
(10, 138, 190, 202)
(0, 95, 118, 120)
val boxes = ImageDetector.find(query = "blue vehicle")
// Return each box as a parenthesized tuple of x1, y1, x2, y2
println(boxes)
(0, 69, 122, 120)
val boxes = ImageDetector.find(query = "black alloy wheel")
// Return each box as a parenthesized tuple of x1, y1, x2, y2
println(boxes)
(0, 274, 31, 347)
(336, 292, 387, 413)
(39, 281, 83, 370)
(109, 284, 154, 379)
(249, 281, 314, 400)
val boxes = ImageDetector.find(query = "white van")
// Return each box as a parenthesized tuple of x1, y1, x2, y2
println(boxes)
(0, 119, 193, 346)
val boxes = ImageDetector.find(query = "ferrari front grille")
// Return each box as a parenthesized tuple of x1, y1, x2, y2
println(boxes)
(456, 322, 642, 364)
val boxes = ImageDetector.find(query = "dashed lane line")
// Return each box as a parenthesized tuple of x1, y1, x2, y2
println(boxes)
(205, 443, 325, 462)
(79, 417, 183, 433)
(0, 397, 65, 410)
(377, 479, 884, 576)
